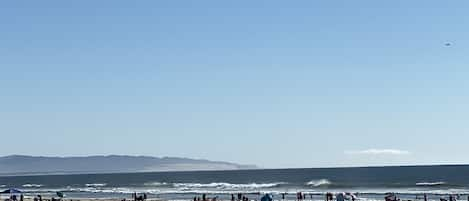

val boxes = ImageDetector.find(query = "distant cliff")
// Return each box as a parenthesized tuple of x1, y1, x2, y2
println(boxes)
(0, 155, 257, 175)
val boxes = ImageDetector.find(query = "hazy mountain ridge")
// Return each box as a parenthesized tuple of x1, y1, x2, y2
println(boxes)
(0, 155, 257, 175)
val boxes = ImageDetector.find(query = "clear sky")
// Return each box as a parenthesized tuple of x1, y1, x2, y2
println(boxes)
(1, 1, 469, 168)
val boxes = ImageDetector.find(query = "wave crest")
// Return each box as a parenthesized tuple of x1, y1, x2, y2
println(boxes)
(86, 183, 107, 187)
(144, 182, 168, 186)
(173, 182, 285, 189)
(416, 182, 446, 186)
(22, 184, 44, 188)
(306, 179, 331, 187)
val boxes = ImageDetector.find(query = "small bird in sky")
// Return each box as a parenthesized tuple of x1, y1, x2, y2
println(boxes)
(445, 43, 451, 46)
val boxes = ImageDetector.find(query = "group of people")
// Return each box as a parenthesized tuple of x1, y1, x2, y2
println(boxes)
(132, 193, 148, 201)
(190, 192, 354, 201)
(387, 193, 469, 201)
(5, 194, 61, 201)
(440, 195, 462, 201)
(193, 193, 250, 201)
(32, 195, 43, 201)
(4, 194, 24, 201)
(294, 192, 313, 201)
(193, 194, 219, 201)
(233, 193, 249, 201)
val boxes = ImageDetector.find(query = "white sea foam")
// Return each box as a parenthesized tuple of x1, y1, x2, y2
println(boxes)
(85, 183, 107, 187)
(16, 186, 469, 197)
(306, 179, 331, 187)
(13, 182, 469, 198)
(144, 182, 169, 186)
(416, 182, 446, 186)
(173, 182, 285, 189)
(22, 184, 44, 188)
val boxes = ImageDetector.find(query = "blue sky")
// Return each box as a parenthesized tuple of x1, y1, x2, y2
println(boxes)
(1, 1, 469, 168)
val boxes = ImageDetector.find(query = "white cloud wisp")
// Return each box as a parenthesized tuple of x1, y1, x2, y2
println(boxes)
(345, 149, 411, 155)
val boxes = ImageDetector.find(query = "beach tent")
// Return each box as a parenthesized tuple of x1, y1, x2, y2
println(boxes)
(385, 193, 397, 201)
(1, 188, 22, 194)
(56, 191, 65, 198)
(0, 188, 22, 200)
(261, 194, 273, 201)
(344, 193, 357, 200)
(336, 193, 345, 201)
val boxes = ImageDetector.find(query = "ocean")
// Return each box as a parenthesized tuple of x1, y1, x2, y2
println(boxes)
(1, 165, 469, 201)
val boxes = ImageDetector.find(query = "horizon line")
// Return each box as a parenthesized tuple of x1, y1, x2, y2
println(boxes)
(2, 154, 469, 172)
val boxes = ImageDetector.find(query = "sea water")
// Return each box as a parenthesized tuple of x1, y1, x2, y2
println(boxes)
(1, 165, 469, 201)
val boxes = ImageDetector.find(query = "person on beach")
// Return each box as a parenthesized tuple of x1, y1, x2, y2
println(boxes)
(282, 193, 286, 200)
(326, 193, 333, 201)
(232, 194, 235, 201)
(203, 194, 207, 201)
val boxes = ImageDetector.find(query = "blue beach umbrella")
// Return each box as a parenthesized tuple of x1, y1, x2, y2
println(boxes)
(1, 188, 22, 194)
(261, 194, 273, 201)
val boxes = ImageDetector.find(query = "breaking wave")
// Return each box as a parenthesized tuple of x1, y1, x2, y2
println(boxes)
(12, 185, 469, 197)
(85, 183, 107, 187)
(416, 182, 447, 186)
(173, 182, 286, 189)
(144, 182, 169, 186)
(306, 179, 331, 187)
(22, 184, 44, 188)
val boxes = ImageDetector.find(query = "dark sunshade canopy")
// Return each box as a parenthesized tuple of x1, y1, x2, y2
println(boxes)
(261, 194, 273, 201)
(1, 188, 22, 194)
(56, 192, 64, 198)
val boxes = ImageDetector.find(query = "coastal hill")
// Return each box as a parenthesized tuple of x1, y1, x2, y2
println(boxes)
(0, 155, 257, 175)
